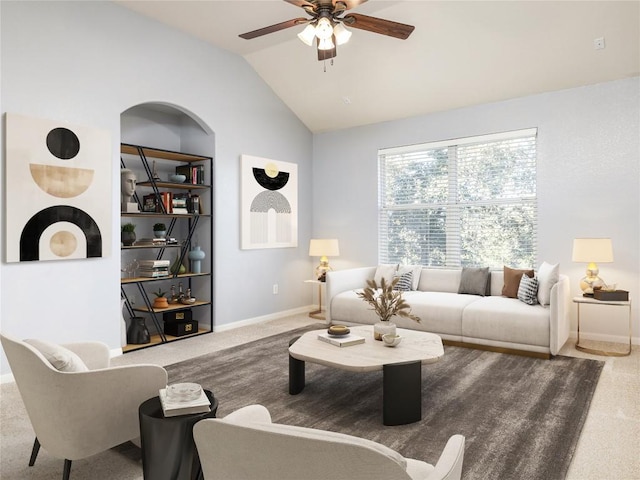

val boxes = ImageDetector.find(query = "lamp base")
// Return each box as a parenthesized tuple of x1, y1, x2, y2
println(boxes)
(579, 274, 605, 296)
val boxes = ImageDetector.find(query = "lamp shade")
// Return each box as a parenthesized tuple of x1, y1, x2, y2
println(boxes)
(309, 239, 339, 257)
(572, 238, 613, 263)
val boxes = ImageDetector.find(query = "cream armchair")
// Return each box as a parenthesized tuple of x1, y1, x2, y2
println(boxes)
(0, 333, 167, 480)
(193, 404, 465, 480)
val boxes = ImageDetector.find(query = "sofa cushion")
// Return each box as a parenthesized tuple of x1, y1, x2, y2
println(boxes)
(462, 296, 550, 347)
(517, 274, 539, 305)
(24, 339, 89, 372)
(458, 267, 490, 296)
(537, 262, 559, 306)
(393, 271, 413, 291)
(502, 266, 534, 298)
(397, 265, 423, 290)
(374, 264, 397, 286)
(417, 269, 461, 293)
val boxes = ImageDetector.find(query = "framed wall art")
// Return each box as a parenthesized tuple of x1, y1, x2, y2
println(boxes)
(5, 113, 112, 262)
(241, 154, 298, 249)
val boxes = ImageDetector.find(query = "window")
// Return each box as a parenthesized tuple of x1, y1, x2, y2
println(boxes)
(378, 129, 537, 269)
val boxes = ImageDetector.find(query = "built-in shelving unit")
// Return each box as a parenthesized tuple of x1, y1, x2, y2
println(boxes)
(120, 143, 213, 352)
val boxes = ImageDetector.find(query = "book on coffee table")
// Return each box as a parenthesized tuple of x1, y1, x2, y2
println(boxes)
(159, 388, 211, 417)
(317, 332, 365, 347)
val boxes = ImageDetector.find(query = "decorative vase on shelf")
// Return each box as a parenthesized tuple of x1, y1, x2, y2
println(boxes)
(121, 230, 136, 247)
(170, 253, 186, 275)
(188, 246, 205, 274)
(373, 321, 397, 341)
(127, 316, 150, 344)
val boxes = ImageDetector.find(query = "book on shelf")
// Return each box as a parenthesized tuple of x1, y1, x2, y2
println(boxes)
(138, 270, 170, 278)
(159, 388, 211, 417)
(138, 259, 171, 267)
(317, 333, 365, 347)
(175, 164, 205, 185)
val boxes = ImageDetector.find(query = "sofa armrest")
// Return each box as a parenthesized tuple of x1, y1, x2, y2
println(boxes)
(326, 267, 376, 324)
(549, 274, 571, 355)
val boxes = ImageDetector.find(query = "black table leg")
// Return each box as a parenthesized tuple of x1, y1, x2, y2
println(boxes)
(289, 337, 305, 395)
(383, 361, 422, 426)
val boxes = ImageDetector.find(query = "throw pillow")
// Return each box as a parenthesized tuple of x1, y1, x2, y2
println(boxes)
(517, 274, 539, 305)
(458, 267, 490, 296)
(537, 261, 560, 306)
(393, 271, 413, 291)
(397, 265, 422, 290)
(502, 266, 535, 298)
(24, 339, 89, 372)
(374, 264, 397, 286)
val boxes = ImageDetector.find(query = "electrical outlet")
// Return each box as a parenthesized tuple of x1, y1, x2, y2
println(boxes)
(273, 284, 279, 295)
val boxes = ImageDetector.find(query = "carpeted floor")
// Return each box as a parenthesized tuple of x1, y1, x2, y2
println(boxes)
(165, 326, 604, 480)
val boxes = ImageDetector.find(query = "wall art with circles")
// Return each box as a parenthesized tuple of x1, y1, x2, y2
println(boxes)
(241, 154, 298, 249)
(5, 113, 112, 262)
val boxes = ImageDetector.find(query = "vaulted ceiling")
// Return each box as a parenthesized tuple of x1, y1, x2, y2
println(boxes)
(116, 1, 640, 133)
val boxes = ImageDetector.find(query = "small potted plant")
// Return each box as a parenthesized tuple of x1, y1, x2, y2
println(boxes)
(357, 277, 420, 340)
(121, 223, 136, 246)
(153, 223, 167, 239)
(152, 288, 169, 309)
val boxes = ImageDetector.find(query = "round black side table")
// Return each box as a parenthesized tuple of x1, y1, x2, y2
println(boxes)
(139, 389, 218, 480)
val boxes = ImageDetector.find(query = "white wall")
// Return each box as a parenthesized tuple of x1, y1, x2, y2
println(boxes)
(313, 77, 640, 344)
(0, 1, 313, 375)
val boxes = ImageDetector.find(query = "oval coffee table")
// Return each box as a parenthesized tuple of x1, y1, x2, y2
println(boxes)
(288, 325, 444, 426)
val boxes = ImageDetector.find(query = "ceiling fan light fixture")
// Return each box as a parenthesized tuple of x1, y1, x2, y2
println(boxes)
(333, 22, 352, 46)
(297, 23, 316, 46)
(315, 17, 334, 40)
(317, 36, 335, 51)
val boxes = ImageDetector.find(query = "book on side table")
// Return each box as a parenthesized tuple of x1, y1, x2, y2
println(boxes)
(159, 387, 211, 417)
(317, 332, 365, 347)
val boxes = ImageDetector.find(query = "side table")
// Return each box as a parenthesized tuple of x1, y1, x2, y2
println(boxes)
(573, 296, 632, 356)
(304, 279, 326, 320)
(139, 389, 218, 480)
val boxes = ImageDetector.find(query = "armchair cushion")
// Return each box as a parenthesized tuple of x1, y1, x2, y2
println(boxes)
(24, 339, 89, 372)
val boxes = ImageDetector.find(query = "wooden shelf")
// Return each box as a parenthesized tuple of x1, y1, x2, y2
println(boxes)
(121, 143, 210, 163)
(132, 300, 210, 313)
(137, 180, 209, 190)
(120, 212, 211, 219)
(122, 328, 211, 353)
(122, 243, 183, 250)
(121, 272, 210, 284)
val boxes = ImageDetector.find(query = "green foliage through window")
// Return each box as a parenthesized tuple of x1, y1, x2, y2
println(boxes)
(379, 129, 537, 269)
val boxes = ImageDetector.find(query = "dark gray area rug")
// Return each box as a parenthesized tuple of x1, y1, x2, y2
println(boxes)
(166, 326, 604, 480)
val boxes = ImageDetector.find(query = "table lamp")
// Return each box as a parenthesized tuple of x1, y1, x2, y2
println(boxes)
(572, 238, 613, 296)
(309, 239, 339, 282)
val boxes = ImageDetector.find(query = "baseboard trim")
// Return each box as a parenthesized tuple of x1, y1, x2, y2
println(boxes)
(443, 340, 551, 360)
(213, 306, 314, 333)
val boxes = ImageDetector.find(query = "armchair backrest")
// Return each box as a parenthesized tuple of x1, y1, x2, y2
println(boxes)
(193, 417, 413, 480)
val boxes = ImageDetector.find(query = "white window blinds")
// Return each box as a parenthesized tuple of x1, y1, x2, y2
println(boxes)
(378, 128, 537, 269)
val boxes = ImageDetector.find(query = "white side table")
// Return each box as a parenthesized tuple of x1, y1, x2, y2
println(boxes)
(304, 279, 325, 320)
(573, 296, 632, 356)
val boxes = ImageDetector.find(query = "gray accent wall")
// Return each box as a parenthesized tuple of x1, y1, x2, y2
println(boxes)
(313, 78, 639, 342)
(0, 0, 313, 371)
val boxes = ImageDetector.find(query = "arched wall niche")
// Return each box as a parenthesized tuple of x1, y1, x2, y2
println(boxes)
(119, 101, 215, 340)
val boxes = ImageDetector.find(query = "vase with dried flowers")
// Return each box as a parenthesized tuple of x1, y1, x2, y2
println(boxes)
(357, 277, 421, 340)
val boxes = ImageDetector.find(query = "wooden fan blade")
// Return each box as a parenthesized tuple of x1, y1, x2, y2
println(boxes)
(343, 13, 414, 39)
(239, 18, 309, 40)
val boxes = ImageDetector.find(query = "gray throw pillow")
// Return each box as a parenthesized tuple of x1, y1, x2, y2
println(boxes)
(458, 267, 490, 296)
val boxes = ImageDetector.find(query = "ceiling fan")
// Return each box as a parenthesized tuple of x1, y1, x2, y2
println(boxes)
(239, 0, 415, 62)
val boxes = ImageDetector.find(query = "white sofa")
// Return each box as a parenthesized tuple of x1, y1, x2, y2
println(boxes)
(326, 267, 571, 358)
(193, 404, 465, 480)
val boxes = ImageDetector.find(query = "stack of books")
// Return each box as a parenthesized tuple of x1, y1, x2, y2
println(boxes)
(317, 332, 365, 347)
(172, 193, 189, 214)
(175, 164, 205, 185)
(138, 259, 170, 278)
(159, 385, 211, 417)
